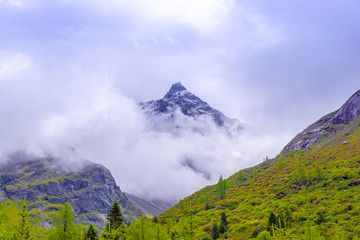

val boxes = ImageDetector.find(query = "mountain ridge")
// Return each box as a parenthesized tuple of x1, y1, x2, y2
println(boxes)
(0, 153, 142, 227)
(140, 82, 241, 131)
(158, 89, 360, 239)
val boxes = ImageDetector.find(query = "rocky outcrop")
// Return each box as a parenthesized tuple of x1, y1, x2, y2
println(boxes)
(140, 82, 241, 134)
(284, 89, 360, 153)
(330, 90, 360, 125)
(0, 154, 142, 227)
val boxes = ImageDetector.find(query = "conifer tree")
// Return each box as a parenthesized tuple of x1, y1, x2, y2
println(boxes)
(238, 170, 245, 183)
(216, 175, 226, 200)
(15, 198, 33, 240)
(152, 216, 158, 224)
(267, 212, 277, 234)
(205, 203, 211, 210)
(54, 202, 77, 240)
(102, 201, 125, 240)
(219, 212, 228, 234)
(107, 201, 123, 230)
(85, 225, 98, 240)
(211, 223, 219, 240)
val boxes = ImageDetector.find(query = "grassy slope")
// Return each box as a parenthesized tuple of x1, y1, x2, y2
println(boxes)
(159, 118, 360, 239)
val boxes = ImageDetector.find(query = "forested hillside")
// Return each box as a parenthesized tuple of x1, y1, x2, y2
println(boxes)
(157, 110, 360, 239)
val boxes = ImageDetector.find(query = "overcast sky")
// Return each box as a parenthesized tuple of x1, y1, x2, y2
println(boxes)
(1, 0, 360, 201)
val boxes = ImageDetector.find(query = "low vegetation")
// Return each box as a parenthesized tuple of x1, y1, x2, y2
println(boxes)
(1, 119, 360, 239)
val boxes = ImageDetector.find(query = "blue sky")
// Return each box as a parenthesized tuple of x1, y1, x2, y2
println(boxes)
(1, 0, 360, 200)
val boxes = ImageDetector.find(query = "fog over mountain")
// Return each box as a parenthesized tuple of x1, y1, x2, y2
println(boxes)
(1, 82, 273, 202)
(1, 0, 360, 202)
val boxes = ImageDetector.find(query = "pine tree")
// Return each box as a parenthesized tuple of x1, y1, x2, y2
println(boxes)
(219, 212, 228, 234)
(15, 198, 32, 240)
(238, 170, 245, 183)
(85, 225, 98, 240)
(152, 216, 158, 224)
(267, 212, 277, 234)
(216, 175, 226, 200)
(55, 202, 76, 240)
(205, 203, 211, 210)
(107, 201, 123, 230)
(211, 223, 220, 240)
(102, 201, 125, 240)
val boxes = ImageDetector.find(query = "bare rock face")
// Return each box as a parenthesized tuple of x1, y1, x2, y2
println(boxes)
(140, 82, 241, 134)
(0, 154, 142, 227)
(284, 89, 360, 153)
(330, 90, 360, 125)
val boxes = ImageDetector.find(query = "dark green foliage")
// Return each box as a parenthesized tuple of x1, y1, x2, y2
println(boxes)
(84, 225, 98, 240)
(205, 203, 211, 210)
(107, 201, 123, 230)
(219, 212, 228, 234)
(316, 212, 325, 225)
(211, 223, 219, 240)
(102, 201, 125, 240)
(250, 227, 265, 238)
(267, 213, 277, 233)
(238, 171, 245, 183)
(152, 216, 158, 224)
(216, 176, 226, 200)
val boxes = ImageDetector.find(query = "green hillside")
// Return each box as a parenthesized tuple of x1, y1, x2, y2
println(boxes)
(158, 117, 360, 239)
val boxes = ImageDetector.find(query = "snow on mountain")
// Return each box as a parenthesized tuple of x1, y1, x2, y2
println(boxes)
(139, 82, 241, 136)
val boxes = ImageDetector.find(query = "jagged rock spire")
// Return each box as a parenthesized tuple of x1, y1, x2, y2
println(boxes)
(164, 82, 187, 98)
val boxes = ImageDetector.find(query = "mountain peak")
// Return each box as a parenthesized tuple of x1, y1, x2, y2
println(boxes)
(141, 82, 242, 129)
(164, 82, 187, 98)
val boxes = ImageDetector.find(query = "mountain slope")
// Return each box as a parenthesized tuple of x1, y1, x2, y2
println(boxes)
(284, 90, 360, 153)
(0, 153, 142, 227)
(158, 90, 360, 239)
(140, 82, 241, 134)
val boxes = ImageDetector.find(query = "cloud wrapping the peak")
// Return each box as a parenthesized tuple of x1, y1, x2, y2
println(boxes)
(1, 0, 360, 203)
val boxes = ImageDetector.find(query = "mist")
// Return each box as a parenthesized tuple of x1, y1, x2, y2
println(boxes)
(1, 0, 360, 202)
(0, 79, 278, 202)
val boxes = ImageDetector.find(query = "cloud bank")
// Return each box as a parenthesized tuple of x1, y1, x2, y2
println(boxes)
(0, 80, 275, 202)
(1, 0, 360, 202)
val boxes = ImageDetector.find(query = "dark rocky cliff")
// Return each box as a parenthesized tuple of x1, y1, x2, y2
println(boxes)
(0, 153, 142, 227)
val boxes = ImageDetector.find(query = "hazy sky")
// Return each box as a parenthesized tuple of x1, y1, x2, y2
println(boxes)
(1, 0, 360, 201)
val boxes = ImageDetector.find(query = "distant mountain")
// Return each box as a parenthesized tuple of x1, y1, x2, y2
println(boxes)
(284, 90, 360, 153)
(0, 152, 142, 227)
(126, 193, 175, 217)
(131, 82, 242, 214)
(140, 82, 241, 135)
(158, 89, 360, 239)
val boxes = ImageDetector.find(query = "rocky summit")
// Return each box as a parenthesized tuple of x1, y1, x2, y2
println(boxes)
(0, 152, 142, 227)
(284, 89, 360, 152)
(140, 82, 241, 133)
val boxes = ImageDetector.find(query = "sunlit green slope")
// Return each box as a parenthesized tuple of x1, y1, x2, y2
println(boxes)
(159, 113, 360, 239)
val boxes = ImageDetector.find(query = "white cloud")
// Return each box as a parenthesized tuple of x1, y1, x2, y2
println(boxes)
(0, 0, 23, 7)
(0, 53, 32, 79)
(85, 0, 234, 34)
